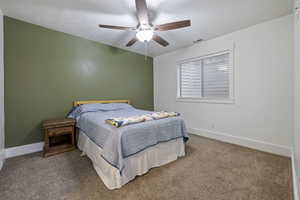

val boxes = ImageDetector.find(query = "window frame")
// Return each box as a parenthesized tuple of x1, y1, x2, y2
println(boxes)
(176, 49, 235, 104)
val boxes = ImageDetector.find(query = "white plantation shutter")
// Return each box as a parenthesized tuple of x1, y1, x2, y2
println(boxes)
(180, 62, 202, 98)
(202, 53, 230, 98)
(179, 52, 231, 99)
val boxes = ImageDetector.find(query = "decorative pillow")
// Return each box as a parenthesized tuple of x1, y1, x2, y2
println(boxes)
(66, 103, 133, 120)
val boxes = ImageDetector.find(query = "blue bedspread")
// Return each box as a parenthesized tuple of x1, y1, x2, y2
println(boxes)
(73, 107, 189, 173)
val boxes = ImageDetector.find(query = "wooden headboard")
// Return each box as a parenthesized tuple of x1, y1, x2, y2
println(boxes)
(73, 100, 130, 107)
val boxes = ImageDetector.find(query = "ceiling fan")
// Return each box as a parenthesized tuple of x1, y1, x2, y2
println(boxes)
(98, 0, 191, 47)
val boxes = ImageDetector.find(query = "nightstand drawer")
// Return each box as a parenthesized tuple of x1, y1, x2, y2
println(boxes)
(48, 126, 73, 137)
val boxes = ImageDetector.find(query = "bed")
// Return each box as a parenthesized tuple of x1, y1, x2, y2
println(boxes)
(68, 100, 188, 189)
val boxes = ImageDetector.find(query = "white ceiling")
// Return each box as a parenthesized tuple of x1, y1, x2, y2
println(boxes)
(0, 0, 293, 57)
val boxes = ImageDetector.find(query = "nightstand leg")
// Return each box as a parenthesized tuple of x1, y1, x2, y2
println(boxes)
(43, 129, 50, 157)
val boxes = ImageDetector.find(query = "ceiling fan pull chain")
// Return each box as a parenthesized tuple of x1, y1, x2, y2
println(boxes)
(144, 42, 148, 61)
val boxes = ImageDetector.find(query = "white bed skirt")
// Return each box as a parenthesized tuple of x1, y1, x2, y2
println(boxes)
(77, 131, 185, 189)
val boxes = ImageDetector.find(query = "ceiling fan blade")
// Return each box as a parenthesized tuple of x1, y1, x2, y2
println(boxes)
(135, 0, 149, 25)
(152, 35, 169, 47)
(99, 24, 135, 30)
(126, 37, 138, 47)
(155, 20, 191, 31)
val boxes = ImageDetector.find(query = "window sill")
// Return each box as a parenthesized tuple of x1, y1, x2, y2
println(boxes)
(176, 98, 235, 104)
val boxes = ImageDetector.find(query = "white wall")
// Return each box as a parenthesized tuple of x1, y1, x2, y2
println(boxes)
(154, 15, 294, 155)
(0, 9, 4, 170)
(294, 0, 300, 198)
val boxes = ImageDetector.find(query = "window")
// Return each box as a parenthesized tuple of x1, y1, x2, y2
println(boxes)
(177, 51, 234, 103)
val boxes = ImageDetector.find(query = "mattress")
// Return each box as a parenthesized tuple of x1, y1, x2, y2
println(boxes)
(77, 130, 185, 189)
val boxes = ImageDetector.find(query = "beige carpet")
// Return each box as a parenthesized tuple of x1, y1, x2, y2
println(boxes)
(0, 135, 293, 200)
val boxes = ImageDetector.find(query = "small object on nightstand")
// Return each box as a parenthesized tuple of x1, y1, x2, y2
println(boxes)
(42, 118, 76, 157)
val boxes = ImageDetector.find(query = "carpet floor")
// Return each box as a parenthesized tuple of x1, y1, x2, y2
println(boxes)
(0, 135, 293, 200)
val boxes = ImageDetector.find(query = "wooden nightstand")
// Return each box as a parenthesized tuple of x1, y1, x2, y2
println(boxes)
(42, 118, 76, 157)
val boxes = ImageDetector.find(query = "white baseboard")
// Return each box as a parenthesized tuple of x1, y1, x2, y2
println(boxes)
(188, 128, 291, 157)
(292, 151, 299, 200)
(0, 150, 4, 170)
(5, 142, 44, 158)
(4, 129, 291, 159)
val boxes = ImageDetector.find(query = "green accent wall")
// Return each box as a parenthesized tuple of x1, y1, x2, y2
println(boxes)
(4, 17, 153, 148)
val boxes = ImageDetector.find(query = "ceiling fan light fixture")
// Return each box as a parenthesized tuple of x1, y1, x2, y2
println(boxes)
(136, 28, 154, 42)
